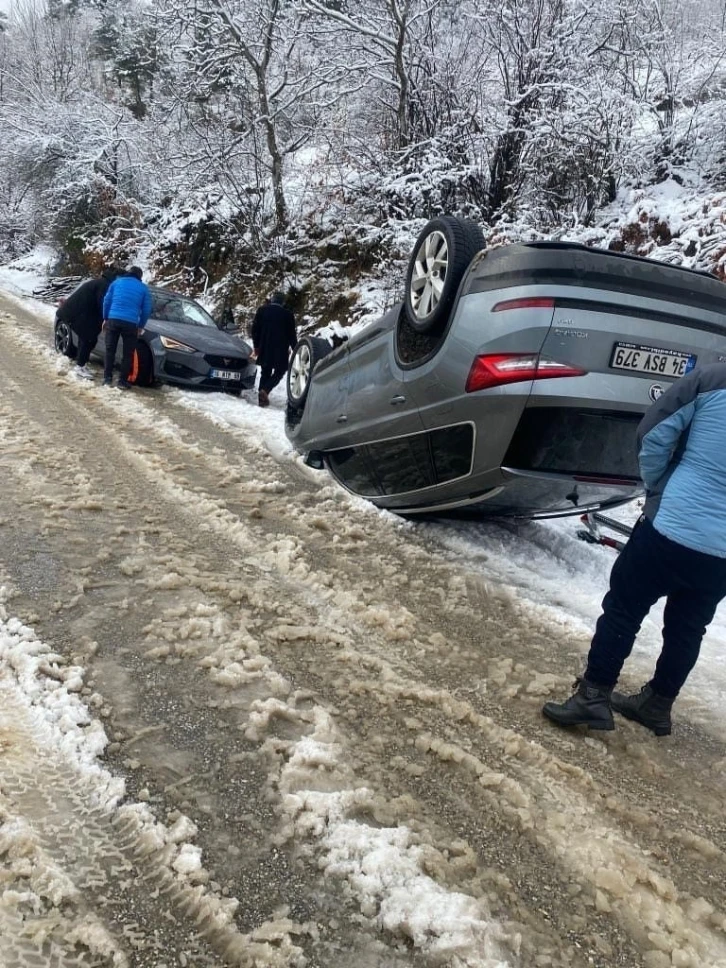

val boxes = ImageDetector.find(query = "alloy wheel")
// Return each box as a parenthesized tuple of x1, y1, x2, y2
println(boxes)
(409, 230, 449, 320)
(55, 321, 71, 355)
(289, 343, 312, 402)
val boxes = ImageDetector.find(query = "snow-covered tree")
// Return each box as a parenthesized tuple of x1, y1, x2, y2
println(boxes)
(93, 0, 166, 119)
(0, 0, 725, 282)
(157, 0, 344, 231)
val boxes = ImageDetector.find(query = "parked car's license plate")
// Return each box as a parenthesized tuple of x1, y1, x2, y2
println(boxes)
(610, 342, 696, 378)
(210, 369, 242, 381)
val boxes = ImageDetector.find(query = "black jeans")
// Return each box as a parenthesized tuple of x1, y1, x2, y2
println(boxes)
(259, 365, 287, 395)
(585, 517, 726, 697)
(104, 320, 139, 383)
(76, 333, 98, 367)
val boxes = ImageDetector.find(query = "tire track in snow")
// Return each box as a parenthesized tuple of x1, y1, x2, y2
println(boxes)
(0, 620, 291, 968)
(0, 308, 524, 964)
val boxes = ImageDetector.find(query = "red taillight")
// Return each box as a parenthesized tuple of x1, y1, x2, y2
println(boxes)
(465, 353, 587, 392)
(492, 297, 555, 312)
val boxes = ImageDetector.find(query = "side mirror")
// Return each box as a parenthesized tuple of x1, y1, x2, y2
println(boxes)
(304, 451, 325, 470)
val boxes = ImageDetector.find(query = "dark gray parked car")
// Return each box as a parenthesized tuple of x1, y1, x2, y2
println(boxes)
(285, 216, 726, 518)
(55, 285, 256, 393)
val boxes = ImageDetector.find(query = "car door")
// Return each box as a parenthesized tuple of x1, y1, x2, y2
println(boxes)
(91, 327, 141, 366)
(300, 344, 354, 451)
(342, 308, 424, 445)
(325, 309, 432, 499)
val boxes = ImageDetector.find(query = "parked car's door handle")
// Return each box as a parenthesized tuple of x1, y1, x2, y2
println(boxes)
(337, 414, 348, 423)
(390, 395, 406, 405)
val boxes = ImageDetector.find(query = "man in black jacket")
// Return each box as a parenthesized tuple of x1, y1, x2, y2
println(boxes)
(56, 267, 119, 380)
(250, 292, 297, 407)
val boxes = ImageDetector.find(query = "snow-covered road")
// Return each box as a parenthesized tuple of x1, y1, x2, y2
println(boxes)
(0, 290, 725, 968)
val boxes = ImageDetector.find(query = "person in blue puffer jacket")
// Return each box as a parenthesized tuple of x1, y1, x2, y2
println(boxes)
(543, 363, 726, 736)
(102, 266, 152, 389)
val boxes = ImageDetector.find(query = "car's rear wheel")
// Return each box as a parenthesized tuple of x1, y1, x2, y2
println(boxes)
(287, 337, 332, 410)
(54, 318, 76, 358)
(128, 342, 154, 387)
(404, 216, 485, 335)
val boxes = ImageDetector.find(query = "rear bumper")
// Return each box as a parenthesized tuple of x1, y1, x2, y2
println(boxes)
(489, 404, 643, 516)
(379, 469, 640, 519)
(494, 468, 641, 518)
(503, 405, 642, 479)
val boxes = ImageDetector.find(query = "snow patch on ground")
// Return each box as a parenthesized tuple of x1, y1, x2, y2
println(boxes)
(0, 586, 121, 800)
(0, 247, 58, 302)
(0, 583, 279, 962)
(261, 703, 517, 967)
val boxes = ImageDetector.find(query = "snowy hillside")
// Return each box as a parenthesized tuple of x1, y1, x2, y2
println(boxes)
(0, 0, 725, 333)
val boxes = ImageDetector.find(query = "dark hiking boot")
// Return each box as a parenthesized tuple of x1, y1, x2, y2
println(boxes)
(611, 683, 673, 736)
(542, 679, 614, 730)
(117, 380, 132, 390)
(258, 389, 269, 407)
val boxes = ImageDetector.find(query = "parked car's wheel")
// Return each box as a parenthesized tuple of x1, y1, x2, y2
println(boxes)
(128, 343, 154, 387)
(54, 318, 77, 358)
(287, 337, 332, 410)
(404, 216, 485, 335)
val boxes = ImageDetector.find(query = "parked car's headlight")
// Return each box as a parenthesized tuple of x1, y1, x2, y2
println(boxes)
(160, 335, 198, 353)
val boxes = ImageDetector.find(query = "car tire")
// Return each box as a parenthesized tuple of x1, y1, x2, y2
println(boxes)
(287, 336, 332, 410)
(404, 216, 485, 335)
(54, 318, 77, 359)
(128, 342, 154, 387)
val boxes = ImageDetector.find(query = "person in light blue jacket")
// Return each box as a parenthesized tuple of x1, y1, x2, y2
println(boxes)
(102, 266, 152, 389)
(543, 363, 726, 736)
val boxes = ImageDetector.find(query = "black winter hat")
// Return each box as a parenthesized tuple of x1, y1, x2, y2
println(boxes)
(128, 266, 143, 280)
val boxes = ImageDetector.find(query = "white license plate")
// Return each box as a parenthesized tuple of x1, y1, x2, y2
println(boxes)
(210, 369, 242, 381)
(610, 342, 696, 378)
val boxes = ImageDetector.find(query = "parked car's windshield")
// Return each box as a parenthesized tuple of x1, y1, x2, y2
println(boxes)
(152, 292, 216, 328)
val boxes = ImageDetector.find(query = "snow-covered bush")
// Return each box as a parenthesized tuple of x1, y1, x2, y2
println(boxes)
(1, 0, 726, 317)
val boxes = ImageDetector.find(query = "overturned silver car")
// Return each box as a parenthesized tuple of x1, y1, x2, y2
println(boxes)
(286, 216, 726, 518)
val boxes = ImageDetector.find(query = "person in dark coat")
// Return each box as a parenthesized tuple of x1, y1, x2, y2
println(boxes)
(250, 292, 297, 407)
(56, 266, 119, 379)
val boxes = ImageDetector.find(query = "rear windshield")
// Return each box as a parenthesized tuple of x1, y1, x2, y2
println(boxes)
(151, 292, 216, 327)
